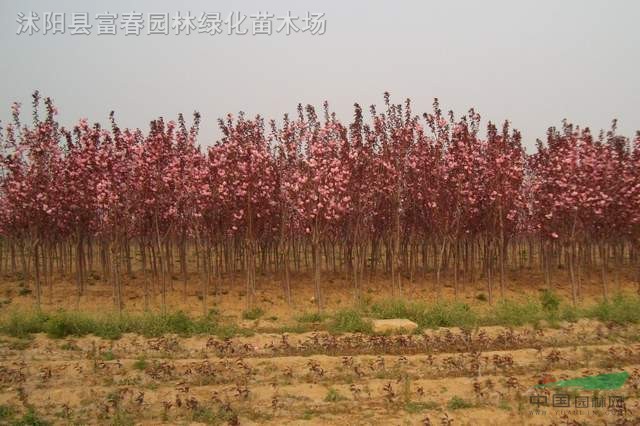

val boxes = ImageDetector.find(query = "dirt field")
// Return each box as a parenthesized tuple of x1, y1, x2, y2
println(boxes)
(1, 274, 640, 424)
(1, 265, 637, 322)
(1, 320, 640, 425)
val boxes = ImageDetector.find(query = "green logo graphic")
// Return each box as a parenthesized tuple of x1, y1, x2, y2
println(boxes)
(537, 371, 629, 391)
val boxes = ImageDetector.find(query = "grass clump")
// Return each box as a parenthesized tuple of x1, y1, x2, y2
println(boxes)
(487, 292, 581, 327)
(370, 299, 477, 329)
(242, 307, 265, 321)
(0, 405, 14, 420)
(0, 311, 48, 338)
(489, 299, 544, 326)
(447, 396, 474, 410)
(540, 289, 560, 314)
(296, 312, 327, 323)
(45, 311, 101, 339)
(134, 310, 219, 337)
(0, 309, 245, 339)
(559, 304, 579, 322)
(324, 388, 346, 402)
(367, 295, 584, 330)
(4, 293, 640, 342)
(370, 299, 418, 319)
(587, 294, 640, 324)
(329, 309, 372, 334)
(420, 301, 477, 328)
(133, 357, 148, 371)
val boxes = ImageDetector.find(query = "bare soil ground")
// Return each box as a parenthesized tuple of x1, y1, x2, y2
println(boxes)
(2, 321, 640, 424)
(1, 266, 637, 322)
(1, 274, 640, 424)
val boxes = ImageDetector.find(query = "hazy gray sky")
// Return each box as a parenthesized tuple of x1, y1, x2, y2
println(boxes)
(1, 0, 638, 150)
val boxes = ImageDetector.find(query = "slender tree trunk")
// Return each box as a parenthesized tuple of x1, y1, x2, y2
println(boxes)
(33, 240, 41, 310)
(599, 241, 608, 300)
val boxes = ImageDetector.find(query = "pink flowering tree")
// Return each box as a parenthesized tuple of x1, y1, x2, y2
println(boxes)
(1, 91, 639, 312)
(0, 92, 65, 307)
(482, 121, 526, 301)
(212, 113, 278, 308)
(287, 103, 351, 311)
